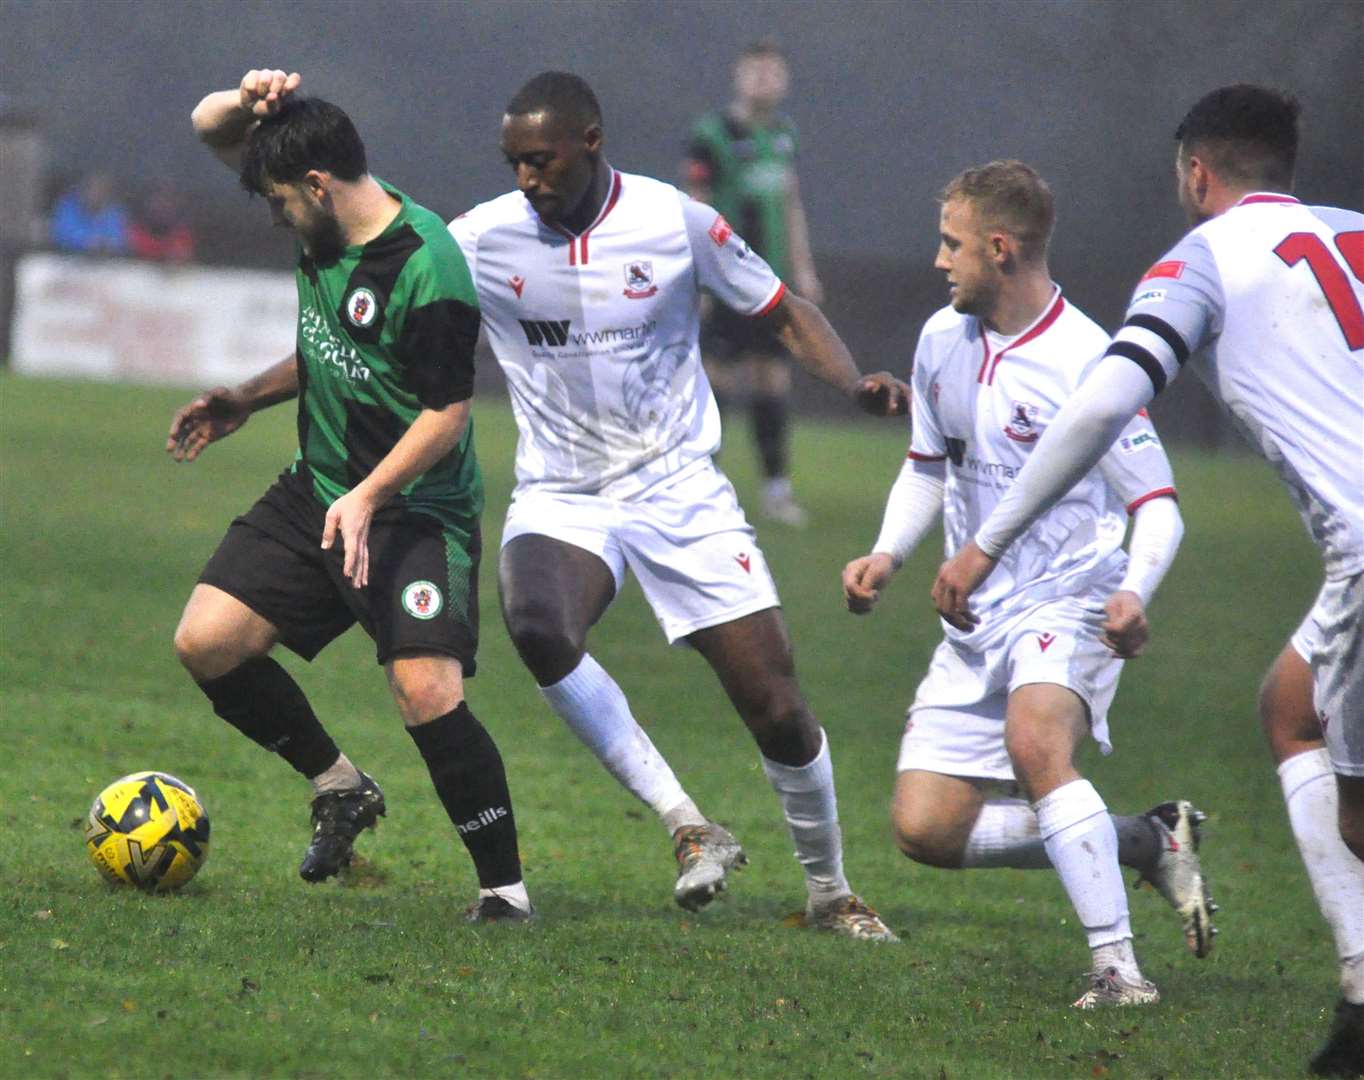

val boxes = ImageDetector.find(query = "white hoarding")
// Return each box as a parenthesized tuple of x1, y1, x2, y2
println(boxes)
(11, 253, 297, 387)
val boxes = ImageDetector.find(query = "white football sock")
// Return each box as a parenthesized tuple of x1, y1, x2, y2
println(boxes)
(1035, 779, 1136, 964)
(540, 654, 699, 827)
(310, 752, 362, 795)
(761, 729, 851, 905)
(963, 798, 1050, 868)
(1279, 748, 1364, 1004)
(963, 801, 1161, 872)
(478, 880, 532, 913)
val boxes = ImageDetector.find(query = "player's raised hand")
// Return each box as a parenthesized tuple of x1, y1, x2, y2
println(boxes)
(931, 541, 994, 631)
(843, 552, 897, 614)
(239, 69, 301, 118)
(167, 386, 250, 462)
(852, 372, 910, 417)
(321, 485, 378, 589)
(1102, 589, 1150, 658)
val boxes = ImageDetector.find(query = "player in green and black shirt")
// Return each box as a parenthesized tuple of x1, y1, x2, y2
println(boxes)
(686, 40, 824, 528)
(167, 69, 531, 921)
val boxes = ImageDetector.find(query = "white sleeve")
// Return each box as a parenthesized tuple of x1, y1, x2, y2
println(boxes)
(1117, 495, 1183, 604)
(1095, 410, 1177, 511)
(681, 195, 785, 316)
(447, 213, 478, 282)
(974, 354, 1155, 558)
(872, 456, 946, 566)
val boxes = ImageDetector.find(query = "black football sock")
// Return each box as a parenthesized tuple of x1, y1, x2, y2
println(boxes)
(407, 702, 523, 889)
(751, 393, 789, 480)
(197, 657, 340, 779)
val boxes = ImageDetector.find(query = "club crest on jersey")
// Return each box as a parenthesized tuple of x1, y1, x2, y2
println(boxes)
(1003, 400, 1040, 443)
(402, 580, 443, 620)
(623, 260, 658, 299)
(345, 287, 379, 328)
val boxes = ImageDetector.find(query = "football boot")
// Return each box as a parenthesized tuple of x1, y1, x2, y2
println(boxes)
(299, 772, 386, 882)
(673, 821, 747, 911)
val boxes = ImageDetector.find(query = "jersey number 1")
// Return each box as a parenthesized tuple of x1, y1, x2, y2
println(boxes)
(1274, 230, 1364, 350)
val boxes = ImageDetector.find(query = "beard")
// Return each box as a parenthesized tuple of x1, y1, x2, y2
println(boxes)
(300, 211, 347, 264)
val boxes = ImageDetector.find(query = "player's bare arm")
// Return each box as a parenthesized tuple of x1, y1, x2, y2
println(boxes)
(321, 400, 473, 589)
(191, 69, 301, 169)
(167, 354, 299, 463)
(763, 291, 908, 416)
(784, 173, 823, 304)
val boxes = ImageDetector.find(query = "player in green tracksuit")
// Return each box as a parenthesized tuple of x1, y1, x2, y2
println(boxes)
(686, 40, 824, 527)
(167, 69, 532, 921)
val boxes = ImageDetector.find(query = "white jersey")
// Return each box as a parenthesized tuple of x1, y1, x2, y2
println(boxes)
(449, 170, 785, 499)
(910, 289, 1177, 639)
(1109, 194, 1364, 578)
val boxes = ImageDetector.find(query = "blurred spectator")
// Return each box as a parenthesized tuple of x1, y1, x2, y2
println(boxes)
(49, 171, 129, 254)
(129, 182, 196, 263)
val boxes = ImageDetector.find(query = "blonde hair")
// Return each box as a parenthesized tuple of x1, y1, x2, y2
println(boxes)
(941, 160, 1055, 263)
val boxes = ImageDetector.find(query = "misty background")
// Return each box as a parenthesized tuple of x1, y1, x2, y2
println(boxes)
(4, 0, 1362, 431)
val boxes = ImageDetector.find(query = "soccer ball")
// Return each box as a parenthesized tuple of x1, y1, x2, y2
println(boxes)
(85, 771, 210, 892)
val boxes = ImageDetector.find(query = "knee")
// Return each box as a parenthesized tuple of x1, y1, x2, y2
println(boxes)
(392, 675, 460, 726)
(890, 809, 960, 868)
(173, 616, 248, 681)
(502, 600, 581, 684)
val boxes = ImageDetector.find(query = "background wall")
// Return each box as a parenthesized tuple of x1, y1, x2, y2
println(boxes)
(5, 0, 1361, 432)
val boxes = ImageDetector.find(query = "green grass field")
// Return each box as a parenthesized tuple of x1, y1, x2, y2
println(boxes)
(0, 374, 1335, 1078)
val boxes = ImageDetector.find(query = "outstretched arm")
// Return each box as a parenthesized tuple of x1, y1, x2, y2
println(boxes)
(930, 354, 1154, 627)
(191, 68, 301, 171)
(166, 354, 299, 462)
(763, 290, 908, 417)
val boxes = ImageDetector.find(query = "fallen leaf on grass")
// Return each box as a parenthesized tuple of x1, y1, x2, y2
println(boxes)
(49, 939, 69, 951)
(33, 910, 52, 921)
(240, 977, 260, 994)
(780, 911, 808, 928)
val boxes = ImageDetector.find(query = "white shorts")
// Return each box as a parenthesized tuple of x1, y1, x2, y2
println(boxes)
(502, 460, 781, 644)
(1292, 573, 1364, 776)
(896, 595, 1122, 780)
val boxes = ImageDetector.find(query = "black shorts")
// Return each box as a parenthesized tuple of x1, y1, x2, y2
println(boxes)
(198, 469, 480, 671)
(701, 303, 787, 362)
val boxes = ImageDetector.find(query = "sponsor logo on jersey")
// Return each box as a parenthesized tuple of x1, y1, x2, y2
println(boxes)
(518, 317, 659, 351)
(345, 287, 379, 327)
(709, 215, 733, 246)
(1118, 431, 1160, 454)
(402, 580, 443, 620)
(734, 552, 752, 574)
(1132, 288, 1167, 306)
(1003, 400, 1040, 443)
(456, 805, 509, 835)
(1140, 260, 1185, 282)
(1037, 632, 1056, 652)
(509, 275, 526, 298)
(518, 319, 572, 347)
(623, 260, 658, 299)
(300, 305, 372, 382)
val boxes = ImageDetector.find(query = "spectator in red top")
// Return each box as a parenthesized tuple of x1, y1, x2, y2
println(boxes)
(129, 183, 195, 263)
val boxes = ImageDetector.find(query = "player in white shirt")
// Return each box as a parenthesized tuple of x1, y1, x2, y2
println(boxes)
(449, 72, 908, 940)
(932, 88, 1363, 1073)
(843, 161, 1209, 1008)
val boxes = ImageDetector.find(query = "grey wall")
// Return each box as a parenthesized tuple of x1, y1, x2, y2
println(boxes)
(7, 0, 1362, 431)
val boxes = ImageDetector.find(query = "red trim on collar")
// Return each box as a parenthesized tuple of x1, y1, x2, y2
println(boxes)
(536, 171, 623, 266)
(1236, 193, 1300, 206)
(977, 290, 1067, 385)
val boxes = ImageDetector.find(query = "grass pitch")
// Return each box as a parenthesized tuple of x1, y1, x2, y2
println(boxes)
(0, 374, 1336, 1078)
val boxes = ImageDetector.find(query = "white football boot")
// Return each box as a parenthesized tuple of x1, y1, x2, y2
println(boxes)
(1137, 800, 1218, 958)
(1072, 967, 1161, 1009)
(672, 822, 747, 911)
